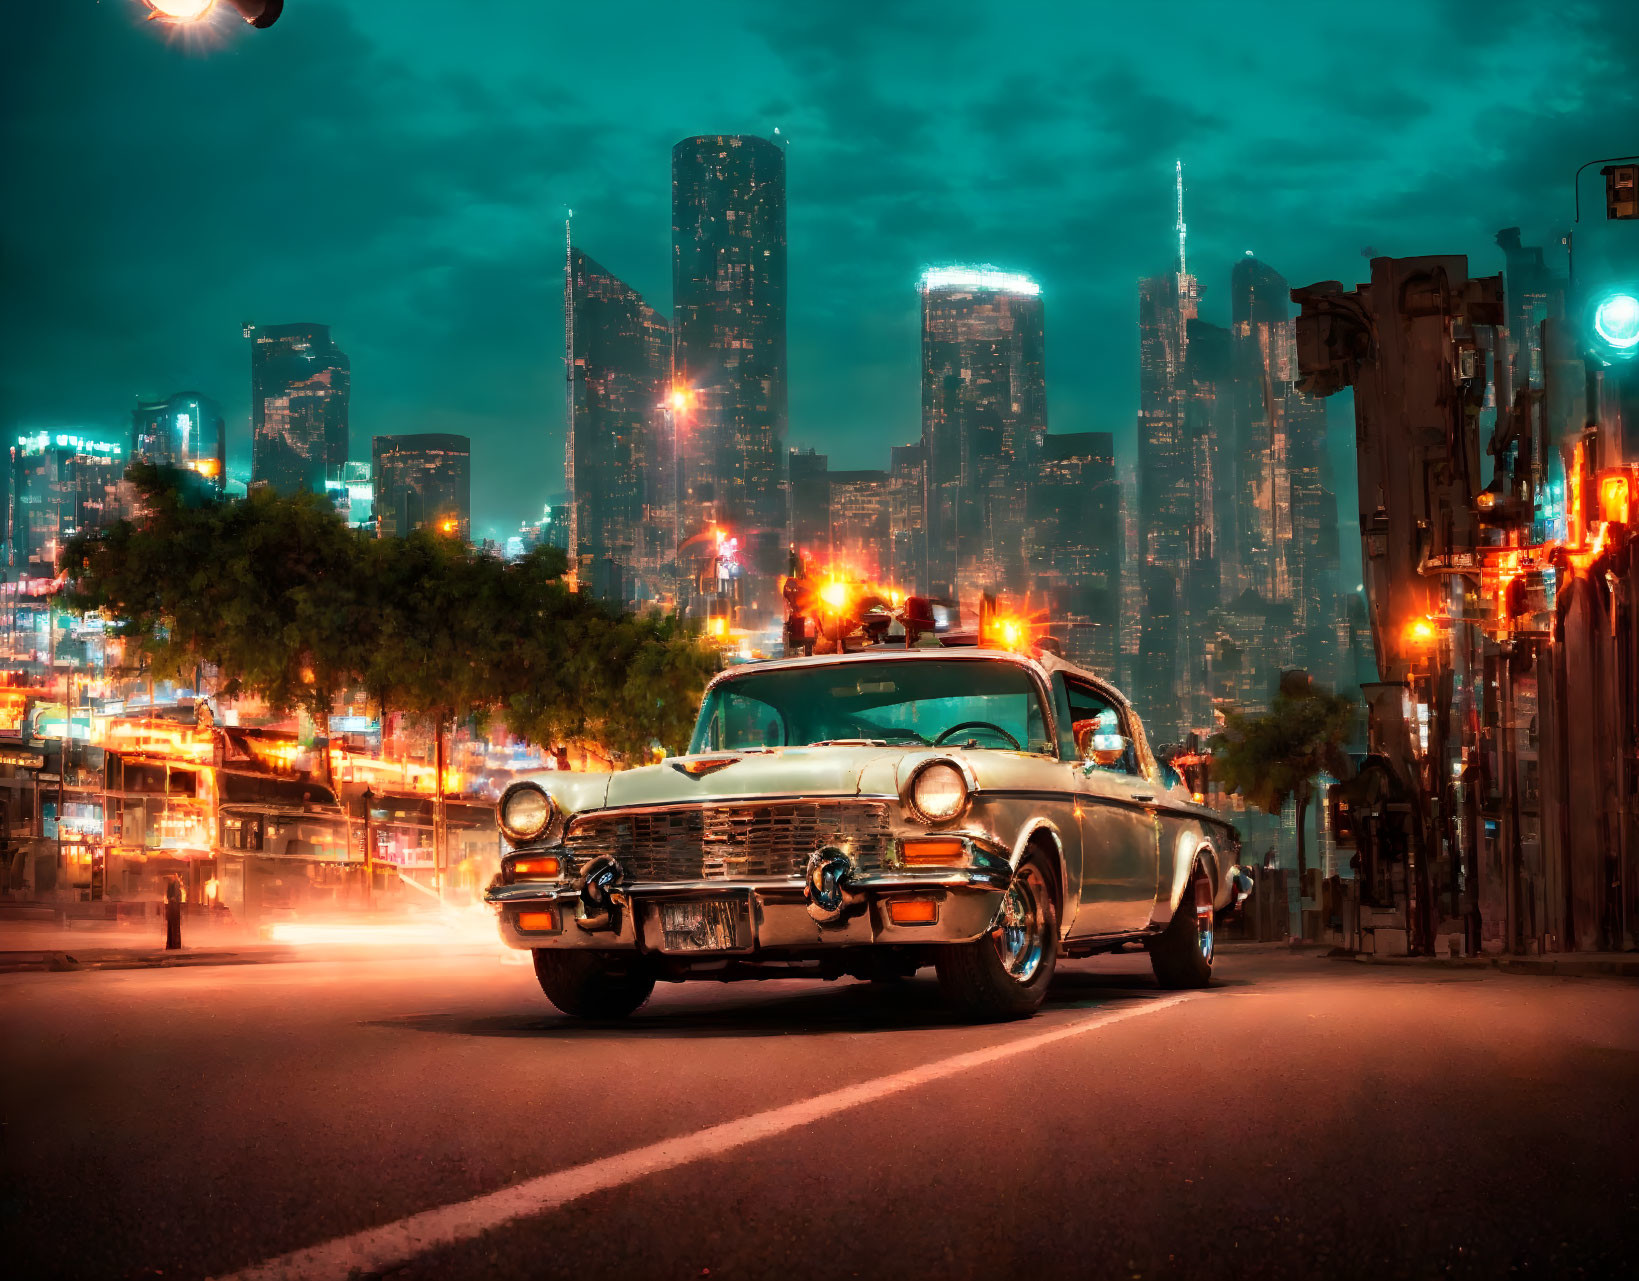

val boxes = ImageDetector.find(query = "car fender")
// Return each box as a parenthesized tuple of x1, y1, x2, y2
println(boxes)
(1010, 817, 1073, 932)
(1159, 822, 1221, 921)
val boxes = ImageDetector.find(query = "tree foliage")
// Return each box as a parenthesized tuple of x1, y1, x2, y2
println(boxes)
(1209, 670, 1358, 876)
(61, 466, 717, 759)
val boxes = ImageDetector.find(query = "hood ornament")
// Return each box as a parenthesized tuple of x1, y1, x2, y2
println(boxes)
(671, 755, 740, 778)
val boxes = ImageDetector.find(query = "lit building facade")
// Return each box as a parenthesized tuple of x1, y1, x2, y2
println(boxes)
(131, 391, 226, 490)
(1230, 255, 1295, 603)
(919, 265, 1046, 601)
(1135, 238, 1200, 734)
(671, 134, 788, 610)
(887, 442, 926, 588)
(371, 434, 470, 541)
(828, 469, 891, 581)
(566, 247, 671, 603)
(8, 432, 128, 575)
(787, 448, 830, 565)
(1027, 431, 1120, 677)
(247, 323, 350, 496)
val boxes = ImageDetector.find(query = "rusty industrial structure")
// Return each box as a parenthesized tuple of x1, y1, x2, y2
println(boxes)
(1291, 165, 1638, 956)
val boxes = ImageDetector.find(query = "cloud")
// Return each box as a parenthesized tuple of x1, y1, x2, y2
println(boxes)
(3, 0, 1634, 539)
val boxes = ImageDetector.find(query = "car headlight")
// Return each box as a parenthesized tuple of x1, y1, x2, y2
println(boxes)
(498, 782, 556, 842)
(907, 760, 971, 823)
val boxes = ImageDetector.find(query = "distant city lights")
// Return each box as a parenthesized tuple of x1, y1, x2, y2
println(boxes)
(919, 265, 1040, 297)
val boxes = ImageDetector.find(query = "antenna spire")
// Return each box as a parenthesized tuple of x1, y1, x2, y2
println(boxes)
(1174, 158, 1187, 277)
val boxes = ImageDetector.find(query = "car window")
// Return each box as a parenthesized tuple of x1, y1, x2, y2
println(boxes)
(1063, 677, 1137, 775)
(691, 658, 1053, 754)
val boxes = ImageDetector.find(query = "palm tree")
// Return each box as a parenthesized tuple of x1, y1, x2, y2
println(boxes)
(1210, 670, 1357, 880)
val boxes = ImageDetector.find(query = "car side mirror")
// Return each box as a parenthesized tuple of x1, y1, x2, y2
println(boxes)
(1074, 720, 1130, 769)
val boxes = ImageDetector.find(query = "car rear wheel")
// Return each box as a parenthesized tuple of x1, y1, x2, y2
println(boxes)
(934, 855, 1059, 1021)
(532, 950, 655, 1019)
(1149, 862, 1215, 989)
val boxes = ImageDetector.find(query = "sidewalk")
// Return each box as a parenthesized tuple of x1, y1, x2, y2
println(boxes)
(1223, 939, 1639, 979)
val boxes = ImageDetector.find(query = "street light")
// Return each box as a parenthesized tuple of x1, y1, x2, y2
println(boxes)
(140, 0, 284, 27)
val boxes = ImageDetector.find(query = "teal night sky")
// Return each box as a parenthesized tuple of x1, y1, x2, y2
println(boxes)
(4, 1, 1635, 546)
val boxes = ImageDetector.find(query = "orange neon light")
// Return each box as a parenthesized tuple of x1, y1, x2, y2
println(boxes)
(1598, 473, 1631, 526)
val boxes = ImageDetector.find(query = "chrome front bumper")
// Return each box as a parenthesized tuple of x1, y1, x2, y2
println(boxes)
(486, 869, 1010, 953)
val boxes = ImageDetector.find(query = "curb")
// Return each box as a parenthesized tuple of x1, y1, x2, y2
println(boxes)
(1326, 949, 1639, 979)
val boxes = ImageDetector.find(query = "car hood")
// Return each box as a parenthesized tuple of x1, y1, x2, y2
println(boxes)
(600, 745, 911, 809)
(526, 744, 1067, 822)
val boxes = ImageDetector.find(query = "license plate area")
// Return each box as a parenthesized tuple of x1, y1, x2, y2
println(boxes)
(651, 895, 752, 954)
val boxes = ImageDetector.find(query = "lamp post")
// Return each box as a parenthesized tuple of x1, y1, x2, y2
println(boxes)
(361, 785, 375, 908)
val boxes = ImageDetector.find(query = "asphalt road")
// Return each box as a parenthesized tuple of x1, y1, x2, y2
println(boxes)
(3, 945, 1636, 1281)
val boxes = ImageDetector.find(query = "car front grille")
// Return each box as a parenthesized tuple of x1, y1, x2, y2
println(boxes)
(563, 800, 895, 882)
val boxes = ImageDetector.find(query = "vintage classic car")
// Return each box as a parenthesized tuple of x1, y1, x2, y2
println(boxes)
(487, 640, 1248, 1022)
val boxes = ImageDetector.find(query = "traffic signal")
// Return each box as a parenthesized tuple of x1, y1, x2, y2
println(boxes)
(1587, 287, 1639, 363)
(1605, 164, 1639, 221)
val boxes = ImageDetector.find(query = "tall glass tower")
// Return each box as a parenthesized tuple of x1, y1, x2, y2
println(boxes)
(247, 322, 350, 496)
(919, 265, 1046, 602)
(671, 134, 787, 611)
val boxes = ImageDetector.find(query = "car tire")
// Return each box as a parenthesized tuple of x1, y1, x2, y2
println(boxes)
(1149, 862, 1215, 989)
(532, 950, 655, 1019)
(934, 854, 1059, 1021)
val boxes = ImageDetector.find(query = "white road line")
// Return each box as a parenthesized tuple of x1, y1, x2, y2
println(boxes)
(216, 994, 1197, 1281)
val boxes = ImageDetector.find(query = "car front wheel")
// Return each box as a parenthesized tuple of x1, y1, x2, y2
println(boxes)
(532, 950, 655, 1019)
(935, 855, 1059, 1021)
(1149, 862, 1215, 989)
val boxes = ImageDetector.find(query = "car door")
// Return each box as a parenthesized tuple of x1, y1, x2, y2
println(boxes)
(1061, 676, 1161, 936)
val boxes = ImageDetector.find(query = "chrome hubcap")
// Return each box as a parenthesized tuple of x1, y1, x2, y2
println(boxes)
(992, 864, 1048, 983)
(1194, 875, 1214, 964)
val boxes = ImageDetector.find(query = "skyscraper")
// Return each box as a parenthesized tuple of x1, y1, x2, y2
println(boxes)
(787, 447, 830, 564)
(1495, 227, 1566, 396)
(131, 391, 226, 490)
(919, 265, 1046, 601)
(566, 245, 670, 602)
(8, 432, 128, 574)
(1134, 163, 1200, 733)
(828, 469, 891, 581)
(1230, 255, 1294, 603)
(1028, 431, 1120, 676)
(671, 134, 788, 609)
(887, 442, 926, 587)
(247, 323, 350, 496)
(371, 434, 470, 541)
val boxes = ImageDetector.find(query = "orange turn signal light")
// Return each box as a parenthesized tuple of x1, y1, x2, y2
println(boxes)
(900, 838, 965, 867)
(887, 898, 940, 926)
(511, 856, 562, 879)
(516, 910, 557, 932)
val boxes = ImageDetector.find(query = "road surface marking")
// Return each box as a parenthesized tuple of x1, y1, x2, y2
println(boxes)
(216, 994, 1197, 1281)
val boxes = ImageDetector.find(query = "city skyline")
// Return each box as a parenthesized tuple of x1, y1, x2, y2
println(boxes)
(7, 2, 1635, 544)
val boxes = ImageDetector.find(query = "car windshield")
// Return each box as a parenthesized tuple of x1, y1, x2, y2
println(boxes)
(689, 658, 1052, 753)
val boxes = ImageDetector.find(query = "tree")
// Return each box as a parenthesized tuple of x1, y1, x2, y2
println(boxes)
(1210, 670, 1358, 880)
(60, 468, 717, 763)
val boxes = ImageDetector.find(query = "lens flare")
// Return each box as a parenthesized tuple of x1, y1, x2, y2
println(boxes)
(144, 0, 216, 20)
